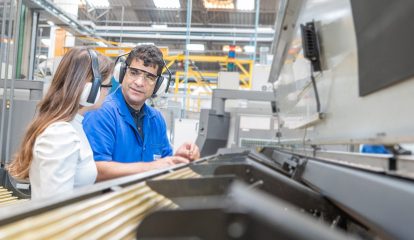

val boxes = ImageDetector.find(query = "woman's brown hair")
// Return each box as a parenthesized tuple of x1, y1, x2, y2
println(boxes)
(8, 47, 113, 179)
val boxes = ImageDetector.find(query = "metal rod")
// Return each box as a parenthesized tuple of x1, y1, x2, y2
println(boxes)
(253, 0, 261, 63)
(182, 0, 192, 119)
(0, 182, 176, 239)
(28, 11, 39, 81)
(0, 0, 13, 165)
(120, 5, 124, 43)
(6, 0, 23, 164)
(15, 3, 24, 79)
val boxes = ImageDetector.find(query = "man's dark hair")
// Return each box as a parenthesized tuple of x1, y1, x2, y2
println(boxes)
(126, 45, 164, 75)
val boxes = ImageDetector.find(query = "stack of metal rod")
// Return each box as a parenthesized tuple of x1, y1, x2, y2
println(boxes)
(0, 167, 200, 239)
(0, 187, 26, 207)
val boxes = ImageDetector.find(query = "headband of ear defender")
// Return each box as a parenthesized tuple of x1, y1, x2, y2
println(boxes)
(80, 49, 102, 106)
(113, 53, 172, 98)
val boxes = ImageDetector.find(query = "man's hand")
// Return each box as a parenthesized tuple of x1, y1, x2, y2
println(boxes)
(150, 156, 190, 169)
(175, 142, 200, 161)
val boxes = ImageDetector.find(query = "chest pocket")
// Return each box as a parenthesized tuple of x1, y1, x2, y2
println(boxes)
(150, 143, 164, 159)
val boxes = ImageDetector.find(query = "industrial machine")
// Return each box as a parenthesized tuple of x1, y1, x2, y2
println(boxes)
(0, 79, 43, 201)
(1, 0, 414, 239)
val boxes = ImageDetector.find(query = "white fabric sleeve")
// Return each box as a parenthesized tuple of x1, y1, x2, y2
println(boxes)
(30, 122, 81, 199)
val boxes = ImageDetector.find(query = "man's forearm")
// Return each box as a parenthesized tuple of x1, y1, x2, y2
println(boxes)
(95, 161, 159, 182)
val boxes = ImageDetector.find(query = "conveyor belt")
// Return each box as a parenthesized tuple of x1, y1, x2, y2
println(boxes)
(0, 187, 26, 207)
(0, 167, 200, 240)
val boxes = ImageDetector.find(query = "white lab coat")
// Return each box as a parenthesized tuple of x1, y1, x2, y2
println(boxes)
(29, 114, 97, 200)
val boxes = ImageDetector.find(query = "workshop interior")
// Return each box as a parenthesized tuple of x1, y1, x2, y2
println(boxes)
(0, 0, 413, 239)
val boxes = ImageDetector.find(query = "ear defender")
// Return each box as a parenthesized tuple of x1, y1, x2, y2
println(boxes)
(151, 60, 172, 98)
(113, 53, 129, 84)
(151, 75, 165, 98)
(112, 62, 125, 83)
(79, 83, 101, 107)
(118, 61, 127, 84)
(114, 53, 172, 98)
(80, 49, 102, 106)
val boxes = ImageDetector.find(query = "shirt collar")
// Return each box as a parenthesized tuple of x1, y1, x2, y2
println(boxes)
(126, 102, 146, 118)
(113, 87, 155, 118)
(74, 113, 84, 123)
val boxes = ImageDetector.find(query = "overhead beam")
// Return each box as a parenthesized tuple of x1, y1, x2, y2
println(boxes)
(22, 0, 109, 44)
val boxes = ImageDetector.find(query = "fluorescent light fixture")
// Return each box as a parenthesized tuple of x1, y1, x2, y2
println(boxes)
(244, 45, 255, 53)
(47, 20, 54, 26)
(86, 0, 109, 8)
(41, 39, 50, 47)
(96, 41, 108, 47)
(37, 55, 47, 60)
(203, 0, 234, 9)
(153, 0, 180, 9)
(151, 24, 168, 29)
(187, 44, 205, 51)
(121, 42, 137, 47)
(237, 0, 254, 11)
(137, 42, 155, 46)
(258, 27, 273, 32)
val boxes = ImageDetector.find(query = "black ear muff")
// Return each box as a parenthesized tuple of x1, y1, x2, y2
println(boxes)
(114, 52, 130, 84)
(151, 60, 172, 98)
(151, 76, 164, 98)
(86, 49, 102, 104)
(119, 61, 127, 84)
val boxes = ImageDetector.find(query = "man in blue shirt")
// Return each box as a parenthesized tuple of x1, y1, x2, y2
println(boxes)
(83, 45, 200, 181)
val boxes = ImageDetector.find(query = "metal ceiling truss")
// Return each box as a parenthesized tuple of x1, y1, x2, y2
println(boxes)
(22, 0, 107, 42)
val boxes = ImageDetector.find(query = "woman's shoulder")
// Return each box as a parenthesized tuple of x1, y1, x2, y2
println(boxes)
(33, 121, 82, 159)
(37, 121, 80, 142)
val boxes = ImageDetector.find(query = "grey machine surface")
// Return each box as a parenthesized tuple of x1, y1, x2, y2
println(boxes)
(1, 0, 414, 240)
(0, 79, 43, 198)
(195, 89, 275, 157)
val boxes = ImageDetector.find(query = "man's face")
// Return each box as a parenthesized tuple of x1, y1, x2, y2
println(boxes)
(121, 58, 159, 109)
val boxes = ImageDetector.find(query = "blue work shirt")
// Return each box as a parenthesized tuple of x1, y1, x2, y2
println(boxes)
(83, 87, 173, 163)
(361, 145, 391, 154)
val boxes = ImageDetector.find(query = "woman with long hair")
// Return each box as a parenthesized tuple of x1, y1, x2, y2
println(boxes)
(8, 47, 113, 199)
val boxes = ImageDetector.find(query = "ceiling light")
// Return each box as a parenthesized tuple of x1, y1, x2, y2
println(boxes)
(120, 42, 137, 47)
(203, 0, 234, 9)
(187, 44, 205, 52)
(258, 27, 273, 32)
(244, 45, 255, 53)
(86, 0, 109, 8)
(96, 41, 107, 47)
(137, 42, 155, 46)
(153, 0, 180, 9)
(47, 20, 54, 26)
(151, 24, 168, 29)
(41, 39, 50, 47)
(237, 0, 254, 11)
(37, 55, 47, 60)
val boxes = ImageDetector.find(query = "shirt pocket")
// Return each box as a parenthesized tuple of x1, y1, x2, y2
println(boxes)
(150, 143, 164, 160)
